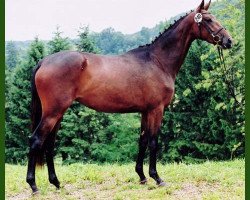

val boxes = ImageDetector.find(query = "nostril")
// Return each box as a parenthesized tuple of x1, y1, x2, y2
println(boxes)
(226, 38, 233, 48)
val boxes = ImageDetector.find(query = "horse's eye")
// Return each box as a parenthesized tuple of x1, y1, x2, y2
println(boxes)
(207, 19, 213, 23)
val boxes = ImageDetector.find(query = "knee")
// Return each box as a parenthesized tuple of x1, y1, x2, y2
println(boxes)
(139, 136, 148, 147)
(148, 139, 158, 151)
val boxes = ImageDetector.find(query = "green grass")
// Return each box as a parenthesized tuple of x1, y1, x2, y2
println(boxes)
(5, 159, 244, 200)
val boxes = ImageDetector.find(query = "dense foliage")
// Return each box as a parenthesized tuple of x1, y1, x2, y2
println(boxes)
(6, 38, 46, 163)
(5, 0, 244, 164)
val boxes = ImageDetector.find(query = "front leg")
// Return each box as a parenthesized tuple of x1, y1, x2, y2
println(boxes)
(147, 106, 166, 186)
(148, 134, 165, 186)
(135, 133, 148, 184)
(135, 112, 148, 184)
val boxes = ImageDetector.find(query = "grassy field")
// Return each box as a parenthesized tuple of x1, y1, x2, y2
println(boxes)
(5, 159, 244, 200)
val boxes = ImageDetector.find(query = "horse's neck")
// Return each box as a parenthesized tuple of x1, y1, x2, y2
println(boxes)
(151, 17, 195, 79)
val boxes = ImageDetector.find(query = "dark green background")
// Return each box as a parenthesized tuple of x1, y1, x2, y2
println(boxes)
(1, 0, 5, 199)
(245, 0, 249, 199)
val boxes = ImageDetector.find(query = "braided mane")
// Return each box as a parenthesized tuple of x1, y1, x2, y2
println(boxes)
(139, 10, 193, 48)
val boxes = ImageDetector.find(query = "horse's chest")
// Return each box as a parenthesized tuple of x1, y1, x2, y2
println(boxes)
(162, 86, 175, 106)
(144, 84, 174, 109)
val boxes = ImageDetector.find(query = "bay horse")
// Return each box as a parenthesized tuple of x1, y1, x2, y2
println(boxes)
(26, 0, 233, 193)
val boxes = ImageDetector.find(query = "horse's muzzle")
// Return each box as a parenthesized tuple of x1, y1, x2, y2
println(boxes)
(222, 37, 233, 49)
(226, 38, 233, 48)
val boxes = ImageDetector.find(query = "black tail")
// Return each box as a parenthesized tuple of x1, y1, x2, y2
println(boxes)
(30, 60, 44, 166)
(31, 60, 42, 132)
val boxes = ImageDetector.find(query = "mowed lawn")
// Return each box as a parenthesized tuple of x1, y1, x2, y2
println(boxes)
(6, 159, 244, 200)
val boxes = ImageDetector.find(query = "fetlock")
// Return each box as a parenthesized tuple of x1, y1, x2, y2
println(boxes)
(49, 175, 60, 188)
(26, 176, 38, 193)
(135, 164, 143, 174)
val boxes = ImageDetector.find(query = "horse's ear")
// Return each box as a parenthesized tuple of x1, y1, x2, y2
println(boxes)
(204, 0, 211, 10)
(196, 0, 205, 12)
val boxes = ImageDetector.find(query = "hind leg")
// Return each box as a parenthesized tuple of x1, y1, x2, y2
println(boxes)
(45, 119, 62, 189)
(26, 148, 38, 193)
(26, 114, 64, 193)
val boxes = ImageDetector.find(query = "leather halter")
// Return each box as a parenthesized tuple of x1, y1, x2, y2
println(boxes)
(201, 21, 224, 44)
(194, 13, 234, 100)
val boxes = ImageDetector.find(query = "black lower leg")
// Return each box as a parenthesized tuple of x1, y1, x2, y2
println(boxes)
(148, 135, 165, 185)
(46, 151, 60, 188)
(135, 133, 148, 183)
(45, 123, 60, 189)
(26, 135, 41, 193)
(26, 152, 38, 193)
(26, 115, 61, 193)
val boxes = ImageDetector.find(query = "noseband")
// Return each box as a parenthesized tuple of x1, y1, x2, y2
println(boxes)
(194, 13, 224, 44)
(202, 23, 224, 44)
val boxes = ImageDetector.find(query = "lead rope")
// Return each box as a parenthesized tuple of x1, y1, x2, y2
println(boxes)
(217, 46, 226, 70)
(217, 45, 228, 85)
(217, 46, 239, 105)
(217, 45, 230, 90)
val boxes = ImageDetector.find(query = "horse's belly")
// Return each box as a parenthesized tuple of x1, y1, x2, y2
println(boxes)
(76, 94, 144, 113)
(76, 88, 145, 113)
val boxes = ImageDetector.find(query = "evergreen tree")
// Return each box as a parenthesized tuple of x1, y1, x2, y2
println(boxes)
(5, 37, 45, 163)
(5, 41, 19, 69)
(75, 26, 99, 53)
(48, 26, 71, 54)
(5, 67, 12, 123)
(93, 28, 125, 54)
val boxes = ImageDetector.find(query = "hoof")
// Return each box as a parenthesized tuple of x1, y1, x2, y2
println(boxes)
(157, 181, 167, 187)
(53, 182, 60, 189)
(50, 179, 60, 189)
(32, 190, 40, 195)
(140, 178, 148, 185)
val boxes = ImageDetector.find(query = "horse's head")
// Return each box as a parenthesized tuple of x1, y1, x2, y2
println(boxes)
(191, 0, 233, 49)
